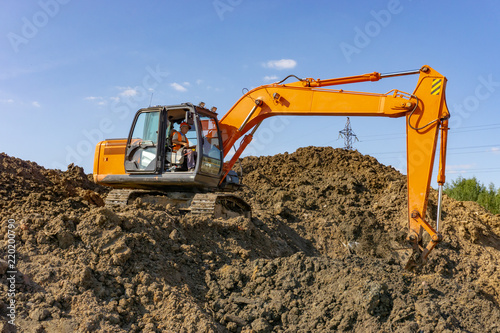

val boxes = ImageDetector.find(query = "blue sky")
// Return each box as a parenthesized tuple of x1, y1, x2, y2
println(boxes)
(1, 0, 499, 189)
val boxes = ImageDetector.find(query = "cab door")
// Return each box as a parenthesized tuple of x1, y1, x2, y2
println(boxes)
(124, 109, 165, 173)
(198, 114, 223, 176)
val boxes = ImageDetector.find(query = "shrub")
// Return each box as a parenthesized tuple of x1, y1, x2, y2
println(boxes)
(444, 177, 500, 214)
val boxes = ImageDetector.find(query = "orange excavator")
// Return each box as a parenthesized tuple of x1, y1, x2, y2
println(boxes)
(93, 65, 450, 269)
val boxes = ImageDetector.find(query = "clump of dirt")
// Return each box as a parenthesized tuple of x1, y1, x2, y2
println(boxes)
(1, 147, 499, 333)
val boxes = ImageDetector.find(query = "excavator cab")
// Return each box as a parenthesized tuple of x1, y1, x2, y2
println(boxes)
(95, 103, 227, 191)
(123, 106, 200, 173)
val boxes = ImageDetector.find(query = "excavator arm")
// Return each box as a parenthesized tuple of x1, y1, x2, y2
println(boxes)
(218, 65, 450, 269)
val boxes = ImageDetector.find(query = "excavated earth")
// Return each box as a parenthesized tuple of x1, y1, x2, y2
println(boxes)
(0, 147, 499, 332)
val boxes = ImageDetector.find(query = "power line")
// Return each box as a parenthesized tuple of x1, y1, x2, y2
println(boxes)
(358, 123, 500, 142)
(449, 144, 500, 150)
(452, 123, 500, 129)
(452, 126, 500, 134)
(447, 150, 499, 155)
(446, 169, 500, 174)
(367, 144, 500, 156)
(459, 167, 500, 171)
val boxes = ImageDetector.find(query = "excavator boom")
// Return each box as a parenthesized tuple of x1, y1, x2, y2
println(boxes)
(218, 65, 450, 269)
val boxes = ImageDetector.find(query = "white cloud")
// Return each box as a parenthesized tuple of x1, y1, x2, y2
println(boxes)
(447, 164, 474, 170)
(447, 164, 475, 174)
(264, 59, 297, 70)
(492, 147, 500, 154)
(170, 82, 187, 92)
(120, 88, 138, 97)
(85, 96, 108, 106)
(85, 96, 103, 101)
(196, 79, 203, 85)
(206, 86, 224, 92)
(183, 81, 191, 87)
(394, 167, 404, 174)
(264, 75, 279, 82)
(0, 99, 14, 104)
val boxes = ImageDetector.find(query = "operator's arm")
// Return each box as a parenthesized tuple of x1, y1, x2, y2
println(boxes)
(172, 139, 196, 150)
(171, 131, 192, 149)
(171, 139, 189, 147)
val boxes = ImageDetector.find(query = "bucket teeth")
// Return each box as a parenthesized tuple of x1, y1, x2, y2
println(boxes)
(393, 243, 423, 271)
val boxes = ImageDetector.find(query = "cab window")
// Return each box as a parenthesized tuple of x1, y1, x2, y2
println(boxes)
(125, 111, 160, 172)
(199, 115, 222, 174)
(132, 111, 159, 143)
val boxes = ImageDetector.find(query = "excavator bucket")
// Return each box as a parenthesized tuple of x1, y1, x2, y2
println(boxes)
(393, 242, 423, 271)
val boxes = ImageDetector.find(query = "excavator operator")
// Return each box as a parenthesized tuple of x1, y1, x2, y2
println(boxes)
(170, 122, 196, 171)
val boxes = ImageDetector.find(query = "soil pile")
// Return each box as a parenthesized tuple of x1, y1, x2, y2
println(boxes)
(0, 147, 499, 332)
(0, 153, 106, 212)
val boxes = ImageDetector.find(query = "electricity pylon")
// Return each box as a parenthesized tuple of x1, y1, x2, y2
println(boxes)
(338, 117, 358, 150)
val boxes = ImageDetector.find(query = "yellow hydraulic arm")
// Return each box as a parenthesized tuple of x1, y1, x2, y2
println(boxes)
(218, 65, 450, 269)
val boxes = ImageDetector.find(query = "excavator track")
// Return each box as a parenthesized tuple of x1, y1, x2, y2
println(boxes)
(105, 189, 141, 206)
(105, 189, 251, 219)
(189, 193, 252, 219)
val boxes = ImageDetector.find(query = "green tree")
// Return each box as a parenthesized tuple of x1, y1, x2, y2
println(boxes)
(444, 177, 500, 214)
(444, 177, 484, 201)
(478, 183, 498, 213)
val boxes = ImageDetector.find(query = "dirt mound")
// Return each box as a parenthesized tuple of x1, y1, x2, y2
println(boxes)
(237, 147, 409, 260)
(0, 153, 106, 212)
(1, 147, 499, 332)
